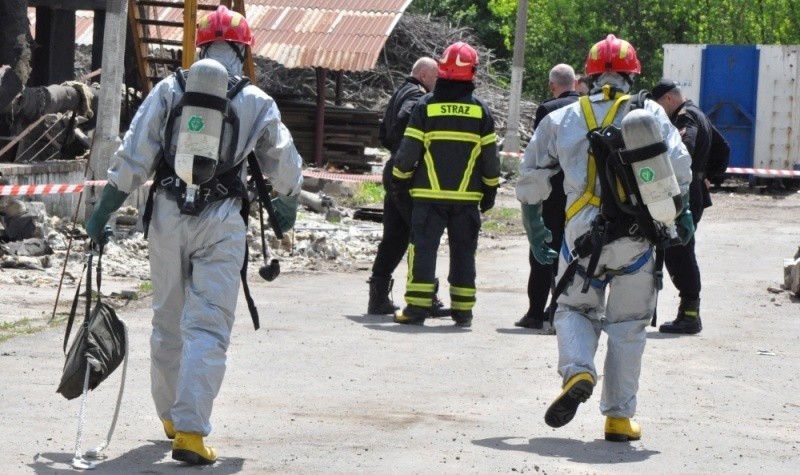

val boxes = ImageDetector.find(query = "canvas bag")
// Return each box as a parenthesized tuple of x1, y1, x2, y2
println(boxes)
(57, 248, 126, 400)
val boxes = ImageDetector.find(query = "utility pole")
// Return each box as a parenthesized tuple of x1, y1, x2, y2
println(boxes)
(504, 0, 528, 156)
(85, 0, 129, 220)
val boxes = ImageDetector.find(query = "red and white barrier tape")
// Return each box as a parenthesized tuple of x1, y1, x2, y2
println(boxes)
(725, 167, 800, 177)
(301, 169, 382, 183)
(499, 151, 524, 158)
(3, 166, 798, 196)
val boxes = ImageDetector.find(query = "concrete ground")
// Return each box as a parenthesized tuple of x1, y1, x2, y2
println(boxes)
(1, 190, 799, 474)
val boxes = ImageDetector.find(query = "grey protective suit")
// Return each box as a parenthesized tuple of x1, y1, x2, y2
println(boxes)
(515, 74, 691, 418)
(107, 42, 303, 435)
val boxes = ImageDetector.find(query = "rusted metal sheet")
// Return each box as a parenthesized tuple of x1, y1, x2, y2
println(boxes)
(30, 1, 412, 72)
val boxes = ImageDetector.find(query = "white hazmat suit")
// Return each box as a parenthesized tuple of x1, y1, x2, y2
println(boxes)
(106, 42, 302, 435)
(516, 74, 691, 419)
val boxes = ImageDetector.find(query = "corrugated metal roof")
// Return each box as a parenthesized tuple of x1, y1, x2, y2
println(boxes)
(28, 9, 95, 46)
(29, 1, 412, 72)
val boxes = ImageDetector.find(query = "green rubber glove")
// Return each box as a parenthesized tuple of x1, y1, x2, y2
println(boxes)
(676, 193, 695, 245)
(522, 203, 558, 265)
(271, 194, 299, 233)
(86, 184, 129, 244)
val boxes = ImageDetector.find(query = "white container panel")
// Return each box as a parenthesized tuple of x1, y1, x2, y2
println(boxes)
(662, 43, 705, 103)
(754, 45, 800, 172)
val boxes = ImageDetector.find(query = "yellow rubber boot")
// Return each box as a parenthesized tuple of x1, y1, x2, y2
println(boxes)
(604, 417, 642, 442)
(544, 372, 595, 428)
(162, 419, 176, 440)
(172, 431, 217, 465)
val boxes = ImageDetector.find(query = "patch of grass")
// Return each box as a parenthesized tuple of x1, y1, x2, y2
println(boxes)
(348, 183, 385, 206)
(138, 280, 153, 293)
(481, 206, 523, 235)
(0, 318, 40, 343)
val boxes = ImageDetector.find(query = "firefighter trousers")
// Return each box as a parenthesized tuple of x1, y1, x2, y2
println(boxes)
(404, 202, 480, 313)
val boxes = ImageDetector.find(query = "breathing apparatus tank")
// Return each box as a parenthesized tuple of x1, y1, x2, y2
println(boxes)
(173, 58, 229, 214)
(620, 108, 681, 236)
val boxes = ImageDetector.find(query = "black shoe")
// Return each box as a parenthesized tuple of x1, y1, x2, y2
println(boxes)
(393, 306, 427, 325)
(430, 278, 451, 317)
(659, 316, 702, 334)
(452, 310, 473, 328)
(367, 277, 399, 315)
(659, 299, 702, 334)
(515, 314, 544, 329)
(430, 296, 451, 317)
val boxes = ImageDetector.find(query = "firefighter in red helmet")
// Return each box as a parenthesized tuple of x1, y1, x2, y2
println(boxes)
(390, 42, 500, 328)
(515, 34, 693, 441)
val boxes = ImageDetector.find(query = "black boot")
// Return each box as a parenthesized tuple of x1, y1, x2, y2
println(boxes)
(659, 298, 702, 334)
(515, 312, 544, 329)
(452, 310, 473, 328)
(367, 276, 399, 315)
(430, 278, 451, 317)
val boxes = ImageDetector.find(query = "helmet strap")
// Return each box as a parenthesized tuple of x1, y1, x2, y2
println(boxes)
(226, 41, 246, 63)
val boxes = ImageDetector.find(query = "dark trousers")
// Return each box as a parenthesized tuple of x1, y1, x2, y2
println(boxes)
(526, 171, 566, 320)
(371, 190, 411, 280)
(405, 202, 480, 311)
(664, 181, 704, 301)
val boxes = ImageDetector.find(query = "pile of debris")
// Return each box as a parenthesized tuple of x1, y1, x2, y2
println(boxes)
(255, 13, 537, 146)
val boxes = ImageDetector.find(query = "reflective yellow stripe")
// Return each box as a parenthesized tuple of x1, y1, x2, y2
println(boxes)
(450, 285, 476, 297)
(460, 141, 482, 191)
(481, 132, 497, 145)
(410, 189, 483, 201)
(422, 146, 440, 190)
(482, 176, 499, 186)
(392, 167, 413, 180)
(451, 301, 474, 311)
(565, 94, 630, 222)
(404, 127, 425, 141)
(407, 244, 415, 283)
(407, 282, 435, 292)
(407, 297, 433, 306)
(427, 103, 483, 119)
(426, 130, 481, 142)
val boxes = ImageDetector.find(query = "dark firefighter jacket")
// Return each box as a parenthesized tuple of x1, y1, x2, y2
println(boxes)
(392, 79, 500, 204)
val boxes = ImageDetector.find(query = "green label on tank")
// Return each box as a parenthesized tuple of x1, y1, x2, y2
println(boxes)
(639, 167, 655, 183)
(187, 115, 205, 132)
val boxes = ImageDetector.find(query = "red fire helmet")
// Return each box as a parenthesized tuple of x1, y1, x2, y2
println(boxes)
(585, 34, 641, 76)
(196, 5, 253, 47)
(438, 42, 478, 81)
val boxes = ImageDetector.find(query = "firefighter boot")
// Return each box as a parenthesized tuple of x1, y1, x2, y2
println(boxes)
(393, 305, 428, 325)
(172, 432, 217, 465)
(604, 417, 642, 442)
(162, 419, 176, 440)
(451, 310, 473, 328)
(659, 298, 702, 334)
(367, 276, 399, 315)
(430, 278, 451, 317)
(544, 373, 595, 428)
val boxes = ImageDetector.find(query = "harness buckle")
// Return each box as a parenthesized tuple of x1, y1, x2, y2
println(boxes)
(628, 222, 639, 235)
(568, 248, 580, 264)
(216, 183, 229, 195)
(160, 176, 174, 187)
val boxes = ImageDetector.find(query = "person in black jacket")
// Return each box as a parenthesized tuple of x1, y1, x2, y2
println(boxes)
(367, 57, 439, 315)
(391, 42, 500, 328)
(515, 64, 580, 331)
(652, 78, 726, 334)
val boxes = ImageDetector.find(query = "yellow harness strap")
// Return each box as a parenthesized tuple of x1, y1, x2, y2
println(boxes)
(565, 89, 630, 222)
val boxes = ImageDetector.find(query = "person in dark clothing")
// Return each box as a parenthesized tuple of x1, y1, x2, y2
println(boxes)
(391, 42, 500, 328)
(515, 64, 580, 331)
(651, 78, 726, 334)
(367, 57, 443, 315)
